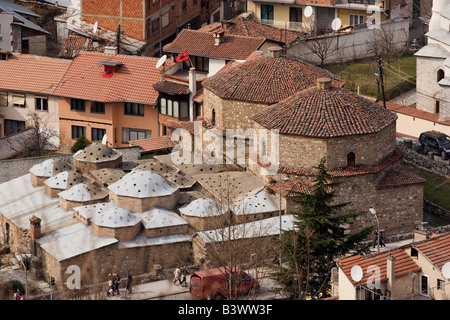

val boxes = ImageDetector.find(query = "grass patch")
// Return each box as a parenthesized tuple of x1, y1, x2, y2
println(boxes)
(324, 53, 416, 100)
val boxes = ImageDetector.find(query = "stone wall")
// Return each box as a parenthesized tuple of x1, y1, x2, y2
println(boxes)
(109, 190, 180, 213)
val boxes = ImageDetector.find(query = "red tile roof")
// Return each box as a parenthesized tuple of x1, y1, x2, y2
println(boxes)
(162, 29, 265, 60)
(268, 179, 314, 197)
(338, 248, 421, 285)
(412, 232, 450, 272)
(129, 135, 177, 153)
(0, 54, 72, 95)
(153, 80, 190, 95)
(202, 53, 344, 104)
(53, 51, 161, 104)
(376, 167, 425, 189)
(199, 16, 304, 47)
(253, 84, 397, 138)
(386, 102, 450, 126)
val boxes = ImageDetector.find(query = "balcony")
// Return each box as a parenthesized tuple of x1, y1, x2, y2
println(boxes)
(334, 0, 386, 11)
(253, 19, 312, 32)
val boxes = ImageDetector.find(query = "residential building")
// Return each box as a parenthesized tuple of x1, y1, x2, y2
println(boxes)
(336, 231, 450, 300)
(0, 0, 49, 55)
(0, 53, 72, 143)
(77, 0, 202, 56)
(52, 50, 162, 149)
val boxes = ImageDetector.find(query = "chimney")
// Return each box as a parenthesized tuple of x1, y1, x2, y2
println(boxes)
(104, 45, 117, 54)
(213, 30, 225, 45)
(317, 77, 332, 90)
(29, 215, 42, 255)
(268, 46, 282, 58)
(387, 254, 395, 292)
(189, 67, 196, 121)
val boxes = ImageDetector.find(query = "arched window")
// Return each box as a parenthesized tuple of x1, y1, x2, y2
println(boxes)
(347, 152, 355, 167)
(437, 69, 445, 82)
(261, 140, 267, 157)
(211, 108, 216, 126)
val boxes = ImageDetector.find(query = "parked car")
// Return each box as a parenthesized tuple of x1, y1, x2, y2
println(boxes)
(418, 131, 450, 160)
(189, 267, 259, 300)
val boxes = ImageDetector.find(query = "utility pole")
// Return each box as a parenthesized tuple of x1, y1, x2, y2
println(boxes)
(378, 55, 387, 109)
(116, 24, 121, 54)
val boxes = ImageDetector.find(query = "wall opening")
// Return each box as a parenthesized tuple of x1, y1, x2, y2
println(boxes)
(347, 152, 355, 167)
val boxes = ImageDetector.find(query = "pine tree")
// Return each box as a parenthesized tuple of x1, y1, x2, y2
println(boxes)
(271, 156, 373, 299)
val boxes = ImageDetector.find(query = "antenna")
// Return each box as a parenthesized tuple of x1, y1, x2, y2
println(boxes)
(443, 262, 450, 279)
(93, 21, 98, 34)
(155, 55, 167, 69)
(304, 6, 313, 18)
(331, 18, 342, 31)
(101, 134, 107, 145)
(351, 265, 363, 282)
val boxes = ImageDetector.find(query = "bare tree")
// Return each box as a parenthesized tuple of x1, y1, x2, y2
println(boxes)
(302, 26, 338, 67)
(366, 24, 406, 64)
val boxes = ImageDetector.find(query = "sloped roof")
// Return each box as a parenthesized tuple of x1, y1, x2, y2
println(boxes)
(73, 143, 122, 163)
(232, 189, 282, 215)
(376, 168, 425, 189)
(202, 53, 344, 104)
(58, 182, 108, 202)
(136, 206, 188, 229)
(412, 232, 450, 272)
(252, 84, 397, 138)
(73, 200, 116, 221)
(90, 205, 141, 228)
(0, 54, 72, 95)
(44, 170, 90, 190)
(29, 158, 73, 178)
(130, 136, 178, 154)
(414, 43, 449, 59)
(338, 248, 421, 285)
(163, 29, 265, 60)
(108, 170, 178, 198)
(0, 0, 48, 34)
(89, 168, 126, 186)
(53, 51, 162, 104)
(153, 80, 190, 95)
(179, 198, 226, 217)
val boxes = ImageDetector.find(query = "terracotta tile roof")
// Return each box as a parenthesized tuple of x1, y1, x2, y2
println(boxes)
(268, 179, 314, 197)
(386, 102, 450, 126)
(0, 54, 72, 95)
(53, 51, 161, 104)
(253, 84, 397, 138)
(59, 35, 97, 59)
(162, 29, 265, 60)
(412, 232, 450, 271)
(338, 248, 421, 285)
(153, 80, 190, 95)
(202, 53, 344, 104)
(129, 135, 177, 153)
(198, 16, 304, 47)
(377, 168, 425, 189)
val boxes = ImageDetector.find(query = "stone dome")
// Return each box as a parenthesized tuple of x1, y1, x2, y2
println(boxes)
(90, 206, 141, 228)
(58, 182, 108, 202)
(30, 158, 73, 178)
(73, 143, 122, 163)
(179, 198, 226, 218)
(44, 170, 88, 190)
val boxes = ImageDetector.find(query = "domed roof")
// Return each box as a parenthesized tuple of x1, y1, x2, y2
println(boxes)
(73, 201, 116, 221)
(232, 190, 282, 215)
(73, 143, 122, 163)
(137, 206, 188, 229)
(59, 182, 108, 202)
(179, 198, 227, 217)
(29, 158, 73, 177)
(44, 170, 89, 190)
(108, 170, 178, 198)
(90, 205, 141, 228)
(252, 83, 397, 138)
(202, 53, 344, 104)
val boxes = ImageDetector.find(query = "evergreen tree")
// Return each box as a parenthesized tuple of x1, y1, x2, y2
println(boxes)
(71, 136, 91, 153)
(271, 156, 373, 299)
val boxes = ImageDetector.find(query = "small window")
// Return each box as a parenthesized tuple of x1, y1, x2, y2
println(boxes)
(437, 279, 445, 290)
(122, 127, 151, 143)
(152, 18, 159, 34)
(182, 0, 187, 12)
(347, 152, 355, 167)
(92, 128, 106, 142)
(124, 102, 144, 116)
(411, 247, 418, 258)
(212, 108, 216, 126)
(72, 125, 86, 140)
(12, 94, 25, 108)
(71, 99, 86, 111)
(160, 98, 167, 114)
(0, 92, 7, 107)
(437, 69, 445, 82)
(91, 101, 105, 114)
(436, 100, 440, 114)
(35, 96, 48, 111)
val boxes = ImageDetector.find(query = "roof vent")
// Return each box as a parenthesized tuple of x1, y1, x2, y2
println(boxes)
(268, 46, 282, 58)
(104, 45, 117, 55)
(317, 77, 332, 90)
(100, 60, 124, 78)
(213, 30, 225, 46)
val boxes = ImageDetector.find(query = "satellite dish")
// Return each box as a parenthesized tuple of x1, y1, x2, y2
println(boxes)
(93, 21, 98, 34)
(331, 18, 342, 31)
(304, 6, 313, 18)
(442, 262, 450, 279)
(101, 134, 107, 145)
(155, 55, 167, 69)
(351, 265, 363, 282)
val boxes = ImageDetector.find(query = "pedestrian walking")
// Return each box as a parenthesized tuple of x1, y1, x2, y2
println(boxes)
(173, 266, 181, 285)
(373, 229, 379, 248)
(126, 274, 133, 294)
(14, 288, 23, 300)
(113, 273, 121, 295)
(379, 231, 386, 248)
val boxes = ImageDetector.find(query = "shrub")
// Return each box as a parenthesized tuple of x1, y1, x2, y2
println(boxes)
(71, 136, 91, 153)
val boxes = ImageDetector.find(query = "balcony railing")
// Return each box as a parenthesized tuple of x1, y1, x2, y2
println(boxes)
(253, 19, 312, 32)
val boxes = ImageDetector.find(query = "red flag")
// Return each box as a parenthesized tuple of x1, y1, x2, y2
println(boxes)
(175, 50, 189, 62)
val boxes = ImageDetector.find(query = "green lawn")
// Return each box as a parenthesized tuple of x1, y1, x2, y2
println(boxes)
(324, 54, 417, 100)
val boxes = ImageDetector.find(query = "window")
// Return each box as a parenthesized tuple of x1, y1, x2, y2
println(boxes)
(122, 127, 151, 143)
(437, 279, 445, 290)
(192, 56, 209, 73)
(436, 100, 440, 114)
(182, 0, 187, 12)
(71, 99, 86, 111)
(212, 108, 216, 126)
(12, 94, 25, 108)
(4, 119, 25, 136)
(261, 4, 274, 21)
(161, 98, 167, 114)
(92, 128, 106, 142)
(152, 18, 159, 34)
(0, 92, 7, 107)
(35, 96, 48, 111)
(347, 152, 355, 167)
(411, 247, 418, 258)
(160, 97, 189, 119)
(91, 101, 105, 114)
(124, 102, 144, 116)
(437, 69, 445, 82)
(349, 14, 365, 25)
(72, 125, 86, 140)
(162, 12, 169, 28)
(289, 7, 302, 26)
(420, 274, 429, 296)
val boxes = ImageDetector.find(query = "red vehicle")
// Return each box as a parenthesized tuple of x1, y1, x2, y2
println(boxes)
(189, 267, 259, 300)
